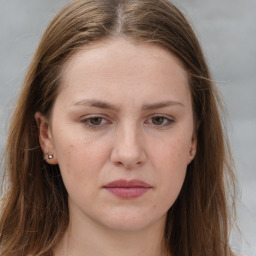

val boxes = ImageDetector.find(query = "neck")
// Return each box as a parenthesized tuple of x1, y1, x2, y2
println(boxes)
(54, 208, 170, 256)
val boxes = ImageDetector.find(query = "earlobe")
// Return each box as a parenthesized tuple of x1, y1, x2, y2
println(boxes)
(35, 112, 58, 165)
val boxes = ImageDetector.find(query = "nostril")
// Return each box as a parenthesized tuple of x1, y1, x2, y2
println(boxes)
(116, 161, 143, 169)
(135, 161, 143, 167)
(110, 138, 147, 169)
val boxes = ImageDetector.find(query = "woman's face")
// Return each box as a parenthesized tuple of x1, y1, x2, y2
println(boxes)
(36, 38, 197, 232)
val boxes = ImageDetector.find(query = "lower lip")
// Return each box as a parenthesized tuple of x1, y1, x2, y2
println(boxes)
(104, 187, 151, 199)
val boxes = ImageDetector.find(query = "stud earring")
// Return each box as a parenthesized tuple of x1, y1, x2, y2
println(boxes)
(48, 154, 53, 159)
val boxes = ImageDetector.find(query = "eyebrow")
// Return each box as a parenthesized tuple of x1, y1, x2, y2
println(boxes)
(141, 100, 184, 111)
(73, 99, 120, 111)
(73, 99, 184, 111)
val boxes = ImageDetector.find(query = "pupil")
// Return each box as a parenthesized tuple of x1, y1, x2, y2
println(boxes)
(153, 117, 164, 125)
(91, 117, 102, 125)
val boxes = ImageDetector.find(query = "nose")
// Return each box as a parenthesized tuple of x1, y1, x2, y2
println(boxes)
(110, 123, 146, 169)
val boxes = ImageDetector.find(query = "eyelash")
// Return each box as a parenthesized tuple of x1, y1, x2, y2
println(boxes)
(80, 115, 174, 129)
(146, 115, 174, 127)
(80, 116, 110, 129)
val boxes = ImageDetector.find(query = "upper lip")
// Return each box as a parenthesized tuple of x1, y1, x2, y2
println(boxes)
(103, 179, 152, 188)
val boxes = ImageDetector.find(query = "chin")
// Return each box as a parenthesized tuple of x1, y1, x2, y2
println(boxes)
(104, 220, 151, 232)
(99, 210, 166, 233)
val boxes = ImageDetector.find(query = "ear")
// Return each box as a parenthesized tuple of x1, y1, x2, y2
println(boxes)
(35, 112, 58, 165)
(187, 135, 197, 165)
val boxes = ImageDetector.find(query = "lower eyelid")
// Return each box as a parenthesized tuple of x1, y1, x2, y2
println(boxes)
(147, 116, 174, 124)
(80, 115, 114, 129)
(80, 115, 174, 128)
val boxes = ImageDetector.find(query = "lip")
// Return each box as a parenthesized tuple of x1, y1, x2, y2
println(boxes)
(103, 179, 152, 199)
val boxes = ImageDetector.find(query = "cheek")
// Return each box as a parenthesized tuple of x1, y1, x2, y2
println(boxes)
(150, 136, 190, 202)
(152, 135, 190, 170)
(53, 132, 111, 191)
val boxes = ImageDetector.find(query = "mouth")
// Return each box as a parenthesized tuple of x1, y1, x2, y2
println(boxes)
(103, 179, 152, 199)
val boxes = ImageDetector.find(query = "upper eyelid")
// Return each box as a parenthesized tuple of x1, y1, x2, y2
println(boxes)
(80, 114, 108, 120)
(80, 116, 110, 129)
(145, 115, 175, 128)
(80, 114, 174, 120)
(81, 116, 108, 122)
(147, 114, 175, 121)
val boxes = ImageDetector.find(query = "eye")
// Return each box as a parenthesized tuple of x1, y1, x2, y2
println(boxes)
(88, 117, 104, 126)
(81, 116, 110, 129)
(146, 115, 174, 127)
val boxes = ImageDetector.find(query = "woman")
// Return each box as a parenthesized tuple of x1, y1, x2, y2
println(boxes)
(0, 0, 237, 255)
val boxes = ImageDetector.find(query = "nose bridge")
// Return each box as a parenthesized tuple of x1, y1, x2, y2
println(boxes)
(122, 122, 140, 150)
(111, 119, 146, 168)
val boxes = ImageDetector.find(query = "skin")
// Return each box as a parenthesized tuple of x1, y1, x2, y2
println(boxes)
(35, 38, 197, 256)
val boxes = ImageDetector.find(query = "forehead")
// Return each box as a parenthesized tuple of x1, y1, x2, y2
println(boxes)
(57, 38, 190, 107)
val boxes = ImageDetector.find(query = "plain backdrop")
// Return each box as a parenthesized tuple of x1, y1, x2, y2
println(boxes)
(0, 0, 255, 255)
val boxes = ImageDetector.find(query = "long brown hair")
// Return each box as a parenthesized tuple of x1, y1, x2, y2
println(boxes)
(0, 0, 237, 255)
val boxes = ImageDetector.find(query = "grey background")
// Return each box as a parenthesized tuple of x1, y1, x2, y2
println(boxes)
(0, 0, 255, 255)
